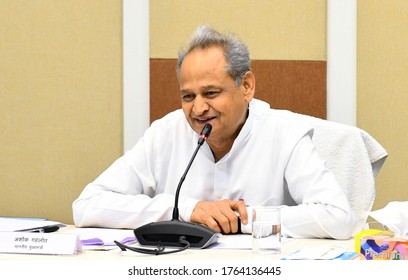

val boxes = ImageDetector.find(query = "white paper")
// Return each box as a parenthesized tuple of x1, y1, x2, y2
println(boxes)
(369, 201, 408, 237)
(0, 217, 65, 232)
(213, 234, 289, 249)
(214, 234, 252, 249)
(284, 246, 346, 260)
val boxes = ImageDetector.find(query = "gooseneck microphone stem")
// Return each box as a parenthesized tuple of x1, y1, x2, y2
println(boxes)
(172, 124, 211, 220)
(172, 144, 202, 220)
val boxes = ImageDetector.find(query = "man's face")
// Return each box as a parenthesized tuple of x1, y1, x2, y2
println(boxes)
(178, 46, 253, 145)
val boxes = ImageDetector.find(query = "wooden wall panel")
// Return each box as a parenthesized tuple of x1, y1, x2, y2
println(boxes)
(150, 59, 326, 122)
(252, 60, 326, 118)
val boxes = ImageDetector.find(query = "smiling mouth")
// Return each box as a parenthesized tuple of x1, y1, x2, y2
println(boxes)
(194, 116, 216, 125)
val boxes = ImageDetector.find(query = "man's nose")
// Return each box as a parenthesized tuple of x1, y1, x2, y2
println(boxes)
(192, 96, 209, 115)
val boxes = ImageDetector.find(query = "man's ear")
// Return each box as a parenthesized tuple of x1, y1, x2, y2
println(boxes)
(241, 71, 255, 102)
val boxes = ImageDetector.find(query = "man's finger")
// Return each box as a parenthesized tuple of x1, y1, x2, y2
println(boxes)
(230, 200, 248, 224)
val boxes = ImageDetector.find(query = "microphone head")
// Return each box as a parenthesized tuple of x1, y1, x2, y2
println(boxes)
(198, 124, 212, 145)
(201, 124, 212, 138)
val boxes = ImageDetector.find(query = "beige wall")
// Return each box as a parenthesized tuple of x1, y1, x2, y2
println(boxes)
(150, 0, 326, 60)
(0, 0, 123, 223)
(357, 0, 408, 210)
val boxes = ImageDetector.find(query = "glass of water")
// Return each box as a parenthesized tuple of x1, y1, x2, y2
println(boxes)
(252, 206, 281, 254)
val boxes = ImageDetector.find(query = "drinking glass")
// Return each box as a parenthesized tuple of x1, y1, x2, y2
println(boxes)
(252, 206, 281, 254)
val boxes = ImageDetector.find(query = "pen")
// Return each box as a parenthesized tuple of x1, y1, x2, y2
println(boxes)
(28, 225, 60, 233)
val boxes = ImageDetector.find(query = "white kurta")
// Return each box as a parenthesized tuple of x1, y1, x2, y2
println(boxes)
(73, 99, 356, 239)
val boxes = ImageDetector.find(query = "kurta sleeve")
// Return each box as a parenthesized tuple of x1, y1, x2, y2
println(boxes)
(281, 134, 356, 239)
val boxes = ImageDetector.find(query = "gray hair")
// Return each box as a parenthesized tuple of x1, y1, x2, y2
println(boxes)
(176, 25, 252, 86)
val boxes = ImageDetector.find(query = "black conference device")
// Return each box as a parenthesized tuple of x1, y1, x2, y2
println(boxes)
(133, 124, 221, 249)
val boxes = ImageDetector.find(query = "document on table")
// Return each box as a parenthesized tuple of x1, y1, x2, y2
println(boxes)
(214, 234, 290, 249)
(0, 217, 65, 232)
(216, 235, 354, 260)
(73, 227, 137, 250)
(282, 246, 357, 260)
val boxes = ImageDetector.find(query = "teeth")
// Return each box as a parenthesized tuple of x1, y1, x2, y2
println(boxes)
(196, 117, 212, 121)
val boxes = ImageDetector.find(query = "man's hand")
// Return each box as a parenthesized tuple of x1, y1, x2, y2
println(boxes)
(190, 199, 248, 234)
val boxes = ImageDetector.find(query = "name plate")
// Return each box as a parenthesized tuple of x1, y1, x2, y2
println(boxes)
(0, 231, 83, 255)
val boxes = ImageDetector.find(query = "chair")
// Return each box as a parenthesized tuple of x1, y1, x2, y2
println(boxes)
(275, 110, 388, 235)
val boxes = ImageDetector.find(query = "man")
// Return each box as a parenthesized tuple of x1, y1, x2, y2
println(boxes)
(73, 25, 356, 239)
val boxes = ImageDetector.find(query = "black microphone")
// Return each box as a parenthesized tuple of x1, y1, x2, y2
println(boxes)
(133, 124, 221, 249)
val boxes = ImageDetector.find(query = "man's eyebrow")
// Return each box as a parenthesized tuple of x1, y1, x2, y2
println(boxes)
(180, 89, 194, 95)
(201, 85, 222, 90)
(180, 85, 222, 94)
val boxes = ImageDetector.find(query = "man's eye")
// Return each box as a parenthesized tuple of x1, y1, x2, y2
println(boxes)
(181, 94, 194, 102)
(206, 91, 220, 98)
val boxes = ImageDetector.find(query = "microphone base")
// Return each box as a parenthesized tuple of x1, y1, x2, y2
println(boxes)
(134, 220, 221, 249)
